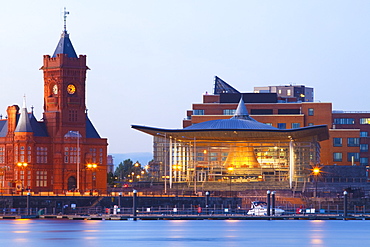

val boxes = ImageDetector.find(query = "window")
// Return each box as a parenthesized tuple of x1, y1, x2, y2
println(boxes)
(278, 109, 300, 114)
(360, 157, 369, 166)
(36, 171, 47, 187)
(223, 109, 235, 115)
(36, 147, 48, 163)
(277, 123, 286, 129)
(360, 132, 368, 137)
(287, 89, 291, 96)
(308, 108, 314, 116)
(308, 123, 314, 126)
(334, 118, 355, 124)
(333, 152, 342, 162)
(250, 109, 273, 115)
(0, 146, 4, 164)
(347, 153, 360, 162)
(193, 110, 204, 115)
(333, 138, 342, 147)
(360, 144, 368, 152)
(278, 89, 282, 94)
(265, 123, 273, 126)
(291, 123, 300, 128)
(68, 110, 77, 122)
(347, 138, 360, 147)
(360, 118, 370, 124)
(196, 152, 204, 161)
(210, 152, 218, 161)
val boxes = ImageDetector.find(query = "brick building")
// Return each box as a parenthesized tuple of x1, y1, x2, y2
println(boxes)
(0, 26, 108, 194)
(183, 76, 368, 169)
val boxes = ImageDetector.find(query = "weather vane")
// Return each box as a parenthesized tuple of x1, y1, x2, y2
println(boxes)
(63, 7, 70, 32)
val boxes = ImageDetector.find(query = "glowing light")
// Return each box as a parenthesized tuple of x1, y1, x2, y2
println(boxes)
(313, 167, 320, 175)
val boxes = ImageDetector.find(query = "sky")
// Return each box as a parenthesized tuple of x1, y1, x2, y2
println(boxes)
(1, 1, 370, 156)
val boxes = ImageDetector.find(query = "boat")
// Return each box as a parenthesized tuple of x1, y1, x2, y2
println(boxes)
(247, 201, 285, 216)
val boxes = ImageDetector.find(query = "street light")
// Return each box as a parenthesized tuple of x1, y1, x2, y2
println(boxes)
(17, 162, 28, 195)
(86, 163, 97, 193)
(312, 167, 321, 198)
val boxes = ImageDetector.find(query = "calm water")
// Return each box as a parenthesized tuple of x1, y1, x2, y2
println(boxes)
(0, 219, 370, 246)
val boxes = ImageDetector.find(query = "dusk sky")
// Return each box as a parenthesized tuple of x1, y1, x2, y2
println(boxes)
(1, 1, 370, 156)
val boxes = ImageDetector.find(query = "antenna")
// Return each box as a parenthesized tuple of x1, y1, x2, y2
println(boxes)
(63, 7, 70, 32)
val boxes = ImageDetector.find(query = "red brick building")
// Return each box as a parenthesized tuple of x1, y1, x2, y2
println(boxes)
(0, 27, 108, 194)
(183, 77, 368, 169)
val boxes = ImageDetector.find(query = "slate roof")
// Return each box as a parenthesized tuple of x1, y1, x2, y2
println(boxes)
(15, 101, 33, 133)
(52, 31, 78, 58)
(0, 120, 7, 137)
(86, 116, 101, 138)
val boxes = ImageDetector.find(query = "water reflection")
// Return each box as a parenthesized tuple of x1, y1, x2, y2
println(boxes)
(0, 220, 369, 246)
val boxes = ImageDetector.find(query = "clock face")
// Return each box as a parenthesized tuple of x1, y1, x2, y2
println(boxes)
(67, 84, 76, 95)
(52, 84, 58, 95)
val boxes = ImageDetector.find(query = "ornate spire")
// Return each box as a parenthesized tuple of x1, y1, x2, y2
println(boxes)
(15, 96, 33, 133)
(63, 7, 70, 32)
(52, 8, 78, 58)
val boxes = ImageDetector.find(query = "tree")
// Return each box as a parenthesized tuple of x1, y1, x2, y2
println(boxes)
(114, 159, 146, 182)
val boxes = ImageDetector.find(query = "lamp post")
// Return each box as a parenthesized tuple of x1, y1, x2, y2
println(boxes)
(17, 162, 28, 195)
(227, 167, 234, 195)
(313, 167, 321, 198)
(87, 163, 97, 193)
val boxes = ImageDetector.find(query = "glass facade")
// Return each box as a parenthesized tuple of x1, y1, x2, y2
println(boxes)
(153, 136, 320, 184)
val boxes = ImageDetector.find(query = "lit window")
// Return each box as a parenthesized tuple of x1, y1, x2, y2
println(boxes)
(360, 118, 370, 124)
(333, 138, 342, 147)
(333, 153, 342, 162)
(287, 89, 291, 96)
(265, 123, 273, 126)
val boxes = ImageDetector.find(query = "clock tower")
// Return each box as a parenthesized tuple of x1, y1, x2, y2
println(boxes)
(41, 29, 89, 138)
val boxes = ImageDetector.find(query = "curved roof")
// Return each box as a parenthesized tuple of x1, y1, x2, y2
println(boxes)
(184, 118, 277, 130)
(132, 97, 329, 142)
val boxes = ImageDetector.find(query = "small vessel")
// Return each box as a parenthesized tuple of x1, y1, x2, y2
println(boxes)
(247, 201, 285, 216)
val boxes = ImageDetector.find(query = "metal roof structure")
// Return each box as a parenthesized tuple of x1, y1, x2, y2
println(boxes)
(213, 76, 240, 94)
(52, 31, 78, 58)
(132, 97, 329, 142)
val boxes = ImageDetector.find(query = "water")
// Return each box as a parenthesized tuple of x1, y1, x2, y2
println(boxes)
(1, 219, 370, 246)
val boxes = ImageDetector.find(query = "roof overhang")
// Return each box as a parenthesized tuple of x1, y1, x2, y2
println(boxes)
(131, 124, 329, 142)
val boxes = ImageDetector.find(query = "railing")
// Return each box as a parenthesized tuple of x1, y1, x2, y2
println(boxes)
(0, 204, 367, 216)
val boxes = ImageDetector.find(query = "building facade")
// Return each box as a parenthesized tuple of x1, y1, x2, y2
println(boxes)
(0, 27, 108, 194)
(133, 98, 328, 189)
(183, 77, 369, 169)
